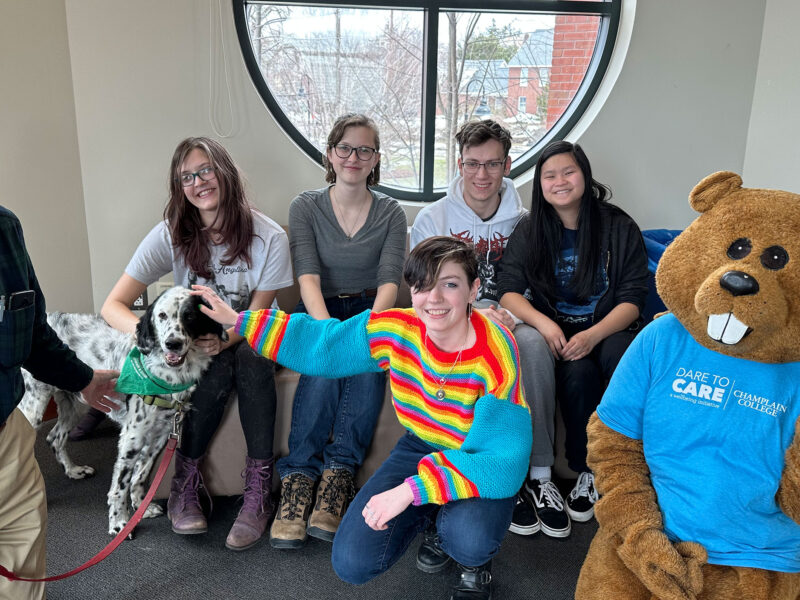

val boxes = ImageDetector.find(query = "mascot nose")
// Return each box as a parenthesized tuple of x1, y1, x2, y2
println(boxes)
(720, 270, 760, 296)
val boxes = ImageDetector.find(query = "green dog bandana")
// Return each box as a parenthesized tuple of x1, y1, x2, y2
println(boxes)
(115, 347, 196, 396)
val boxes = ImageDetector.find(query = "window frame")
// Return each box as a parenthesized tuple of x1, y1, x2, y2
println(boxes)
(233, 0, 621, 201)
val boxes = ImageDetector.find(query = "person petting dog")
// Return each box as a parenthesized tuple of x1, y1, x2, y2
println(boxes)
(270, 114, 407, 549)
(100, 137, 293, 551)
(0, 206, 120, 600)
(192, 236, 531, 600)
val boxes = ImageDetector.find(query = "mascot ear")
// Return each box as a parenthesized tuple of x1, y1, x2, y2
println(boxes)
(689, 171, 743, 213)
(135, 301, 157, 355)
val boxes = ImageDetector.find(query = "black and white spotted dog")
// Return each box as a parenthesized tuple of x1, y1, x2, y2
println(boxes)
(19, 287, 227, 535)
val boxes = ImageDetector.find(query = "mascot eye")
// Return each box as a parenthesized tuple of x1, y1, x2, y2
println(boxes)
(726, 238, 751, 259)
(760, 245, 789, 270)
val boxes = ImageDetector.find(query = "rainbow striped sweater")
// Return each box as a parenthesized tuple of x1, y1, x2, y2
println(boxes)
(235, 307, 531, 505)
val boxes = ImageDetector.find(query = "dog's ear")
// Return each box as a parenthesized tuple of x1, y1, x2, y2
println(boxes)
(184, 296, 228, 342)
(135, 301, 158, 355)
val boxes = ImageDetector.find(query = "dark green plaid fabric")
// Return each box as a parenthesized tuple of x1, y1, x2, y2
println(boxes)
(0, 206, 92, 423)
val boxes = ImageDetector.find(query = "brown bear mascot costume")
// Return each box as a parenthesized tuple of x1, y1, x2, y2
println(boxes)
(575, 172, 800, 600)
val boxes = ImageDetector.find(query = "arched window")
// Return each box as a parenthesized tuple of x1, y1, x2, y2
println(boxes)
(233, 0, 621, 200)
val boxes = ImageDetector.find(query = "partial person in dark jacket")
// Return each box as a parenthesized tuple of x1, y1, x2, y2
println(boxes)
(0, 206, 119, 600)
(497, 141, 648, 525)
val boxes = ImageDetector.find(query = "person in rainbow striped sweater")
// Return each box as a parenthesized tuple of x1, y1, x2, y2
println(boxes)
(192, 236, 531, 600)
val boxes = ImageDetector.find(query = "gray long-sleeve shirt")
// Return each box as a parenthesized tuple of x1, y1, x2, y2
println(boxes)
(288, 187, 407, 298)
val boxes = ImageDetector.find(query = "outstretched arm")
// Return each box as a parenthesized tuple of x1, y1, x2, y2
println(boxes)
(778, 416, 800, 524)
(588, 414, 706, 600)
(192, 285, 382, 378)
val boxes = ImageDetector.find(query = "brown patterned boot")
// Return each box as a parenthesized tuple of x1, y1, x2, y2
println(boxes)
(225, 456, 275, 551)
(269, 472, 314, 549)
(307, 468, 355, 542)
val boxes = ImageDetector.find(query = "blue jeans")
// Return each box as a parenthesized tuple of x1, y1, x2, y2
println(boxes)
(277, 294, 386, 480)
(332, 432, 515, 585)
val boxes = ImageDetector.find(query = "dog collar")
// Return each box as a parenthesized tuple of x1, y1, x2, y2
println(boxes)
(115, 347, 196, 397)
(141, 394, 184, 410)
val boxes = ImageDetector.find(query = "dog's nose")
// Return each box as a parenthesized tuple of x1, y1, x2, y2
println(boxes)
(720, 270, 760, 296)
(164, 338, 184, 352)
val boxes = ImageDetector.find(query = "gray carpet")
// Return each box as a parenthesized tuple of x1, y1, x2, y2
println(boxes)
(35, 421, 595, 600)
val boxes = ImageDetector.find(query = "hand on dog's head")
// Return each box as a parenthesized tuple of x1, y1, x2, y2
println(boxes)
(185, 296, 230, 341)
(135, 288, 229, 355)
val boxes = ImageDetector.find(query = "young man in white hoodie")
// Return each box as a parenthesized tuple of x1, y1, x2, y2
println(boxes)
(410, 121, 571, 546)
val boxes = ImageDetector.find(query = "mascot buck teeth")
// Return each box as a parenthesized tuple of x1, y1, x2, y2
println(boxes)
(576, 172, 800, 600)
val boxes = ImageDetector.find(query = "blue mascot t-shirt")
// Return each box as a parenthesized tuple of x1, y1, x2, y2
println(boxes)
(597, 313, 800, 572)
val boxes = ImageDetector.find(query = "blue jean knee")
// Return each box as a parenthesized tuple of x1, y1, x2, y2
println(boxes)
(332, 433, 437, 583)
(436, 495, 515, 567)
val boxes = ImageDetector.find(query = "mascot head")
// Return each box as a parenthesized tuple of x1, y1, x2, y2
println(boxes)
(656, 171, 800, 363)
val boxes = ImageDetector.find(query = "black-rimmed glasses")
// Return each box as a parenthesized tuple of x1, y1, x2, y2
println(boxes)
(460, 159, 507, 175)
(332, 143, 377, 161)
(180, 167, 216, 187)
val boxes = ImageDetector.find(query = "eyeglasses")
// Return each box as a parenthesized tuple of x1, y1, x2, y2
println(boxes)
(180, 167, 216, 187)
(332, 143, 377, 161)
(460, 159, 507, 174)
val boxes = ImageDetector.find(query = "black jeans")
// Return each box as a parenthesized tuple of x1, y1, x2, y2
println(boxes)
(556, 329, 635, 473)
(181, 341, 277, 460)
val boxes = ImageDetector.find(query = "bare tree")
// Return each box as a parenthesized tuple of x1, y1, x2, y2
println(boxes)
(436, 13, 479, 181)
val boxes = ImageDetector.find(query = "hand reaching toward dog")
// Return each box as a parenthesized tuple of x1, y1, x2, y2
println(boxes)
(80, 369, 122, 413)
(362, 482, 414, 531)
(191, 285, 240, 329)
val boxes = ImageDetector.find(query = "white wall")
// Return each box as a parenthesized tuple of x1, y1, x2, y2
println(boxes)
(0, 0, 92, 312)
(743, 0, 800, 192)
(577, 0, 765, 229)
(65, 0, 323, 309)
(1, 0, 787, 310)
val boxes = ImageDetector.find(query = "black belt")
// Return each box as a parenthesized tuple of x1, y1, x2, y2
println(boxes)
(336, 288, 378, 299)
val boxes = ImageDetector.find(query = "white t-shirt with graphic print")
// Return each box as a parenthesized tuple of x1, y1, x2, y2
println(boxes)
(126, 211, 293, 311)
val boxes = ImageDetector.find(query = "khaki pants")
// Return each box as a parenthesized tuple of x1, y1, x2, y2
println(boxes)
(0, 408, 46, 600)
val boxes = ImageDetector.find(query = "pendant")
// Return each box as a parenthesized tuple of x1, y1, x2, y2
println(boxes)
(436, 388, 446, 400)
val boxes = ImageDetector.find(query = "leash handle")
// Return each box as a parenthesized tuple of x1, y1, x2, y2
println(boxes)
(0, 437, 178, 583)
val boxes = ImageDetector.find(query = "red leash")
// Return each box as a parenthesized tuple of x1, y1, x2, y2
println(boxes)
(0, 435, 178, 583)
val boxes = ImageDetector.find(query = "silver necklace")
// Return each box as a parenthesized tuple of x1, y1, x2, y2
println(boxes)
(331, 186, 369, 240)
(424, 329, 468, 400)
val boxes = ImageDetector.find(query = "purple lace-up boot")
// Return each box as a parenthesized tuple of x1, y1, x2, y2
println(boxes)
(225, 456, 275, 551)
(167, 451, 210, 535)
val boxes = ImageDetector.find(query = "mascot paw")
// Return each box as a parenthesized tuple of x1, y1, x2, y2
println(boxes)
(674, 541, 707, 595)
(618, 530, 707, 600)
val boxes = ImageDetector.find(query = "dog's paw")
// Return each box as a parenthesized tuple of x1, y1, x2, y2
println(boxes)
(66, 465, 96, 479)
(143, 504, 164, 519)
(108, 518, 137, 540)
(108, 521, 124, 536)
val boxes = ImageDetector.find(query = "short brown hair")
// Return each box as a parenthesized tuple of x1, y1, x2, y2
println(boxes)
(323, 113, 381, 186)
(455, 119, 512, 157)
(404, 236, 478, 292)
